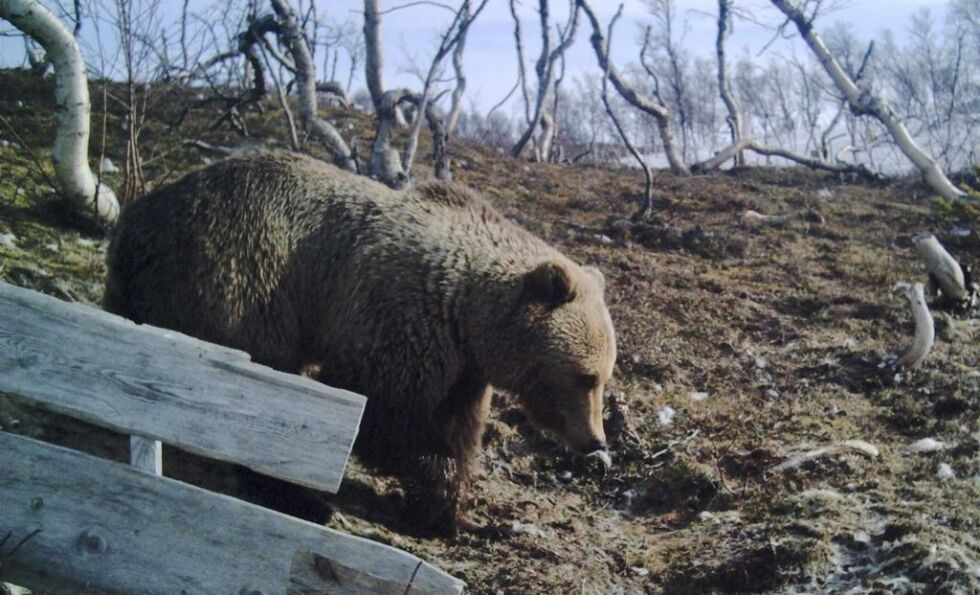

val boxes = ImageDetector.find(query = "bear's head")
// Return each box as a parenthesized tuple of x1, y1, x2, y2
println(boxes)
(483, 259, 616, 455)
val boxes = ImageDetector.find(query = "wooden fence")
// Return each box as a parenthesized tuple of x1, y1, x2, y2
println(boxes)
(0, 282, 464, 594)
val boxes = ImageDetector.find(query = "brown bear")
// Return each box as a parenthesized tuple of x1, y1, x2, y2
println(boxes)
(104, 150, 616, 533)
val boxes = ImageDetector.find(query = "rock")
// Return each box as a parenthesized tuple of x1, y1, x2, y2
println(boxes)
(816, 188, 833, 199)
(594, 234, 614, 245)
(901, 438, 947, 454)
(936, 463, 955, 481)
(689, 390, 709, 402)
(657, 405, 676, 427)
(698, 510, 741, 524)
(557, 470, 573, 482)
(0, 233, 17, 250)
(510, 521, 548, 538)
(99, 157, 119, 174)
(630, 567, 650, 577)
(45, 242, 59, 252)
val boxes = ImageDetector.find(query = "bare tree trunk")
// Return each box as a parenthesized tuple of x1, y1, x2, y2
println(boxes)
(509, 0, 533, 127)
(578, 0, 690, 176)
(270, 0, 355, 171)
(715, 0, 743, 166)
(370, 88, 410, 187)
(369, 0, 487, 186)
(1, 0, 119, 224)
(770, 0, 970, 203)
(599, 5, 654, 220)
(511, 0, 579, 160)
(363, 0, 384, 112)
(445, 1, 470, 136)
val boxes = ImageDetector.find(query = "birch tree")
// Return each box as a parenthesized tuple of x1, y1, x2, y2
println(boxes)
(510, 0, 580, 161)
(770, 0, 971, 203)
(0, 0, 120, 224)
(715, 0, 743, 165)
(578, 0, 691, 176)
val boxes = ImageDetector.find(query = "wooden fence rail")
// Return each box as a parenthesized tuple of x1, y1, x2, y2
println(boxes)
(0, 282, 464, 594)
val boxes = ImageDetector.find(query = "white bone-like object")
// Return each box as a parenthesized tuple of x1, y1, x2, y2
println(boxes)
(893, 282, 935, 369)
(913, 234, 968, 301)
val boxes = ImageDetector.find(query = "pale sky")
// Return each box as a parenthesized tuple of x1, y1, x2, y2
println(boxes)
(0, 0, 953, 113)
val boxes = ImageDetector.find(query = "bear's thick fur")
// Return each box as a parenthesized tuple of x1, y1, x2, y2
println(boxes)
(105, 151, 616, 532)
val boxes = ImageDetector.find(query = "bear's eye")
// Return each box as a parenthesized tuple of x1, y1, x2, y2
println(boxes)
(577, 373, 599, 389)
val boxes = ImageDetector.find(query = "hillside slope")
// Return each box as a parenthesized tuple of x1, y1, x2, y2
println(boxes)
(1, 68, 978, 593)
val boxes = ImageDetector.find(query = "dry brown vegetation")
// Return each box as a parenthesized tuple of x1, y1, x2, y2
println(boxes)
(1, 69, 978, 593)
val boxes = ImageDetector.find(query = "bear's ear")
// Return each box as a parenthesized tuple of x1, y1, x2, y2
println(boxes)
(583, 266, 605, 292)
(525, 261, 577, 306)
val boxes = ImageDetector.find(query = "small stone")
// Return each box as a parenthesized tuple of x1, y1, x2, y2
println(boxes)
(901, 438, 946, 454)
(657, 405, 675, 427)
(594, 234, 613, 245)
(689, 390, 709, 402)
(630, 566, 650, 577)
(816, 188, 833, 199)
(511, 521, 547, 538)
(936, 463, 955, 481)
(45, 242, 59, 252)
(766, 388, 780, 398)
(0, 233, 17, 250)
(557, 470, 573, 482)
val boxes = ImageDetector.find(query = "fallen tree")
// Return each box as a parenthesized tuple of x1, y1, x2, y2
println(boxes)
(693, 138, 879, 179)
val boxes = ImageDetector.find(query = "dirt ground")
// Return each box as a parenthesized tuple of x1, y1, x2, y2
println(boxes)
(1, 70, 978, 593)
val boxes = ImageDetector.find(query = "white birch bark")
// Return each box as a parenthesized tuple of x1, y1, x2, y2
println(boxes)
(1, 0, 119, 224)
(269, 0, 355, 171)
(913, 234, 968, 301)
(579, 0, 690, 176)
(770, 0, 970, 203)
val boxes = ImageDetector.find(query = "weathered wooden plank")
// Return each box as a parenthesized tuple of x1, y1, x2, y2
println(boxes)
(0, 432, 465, 595)
(0, 282, 365, 493)
(129, 436, 162, 475)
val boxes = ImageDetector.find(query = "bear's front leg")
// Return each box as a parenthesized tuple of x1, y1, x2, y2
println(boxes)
(402, 453, 470, 536)
(400, 370, 491, 535)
